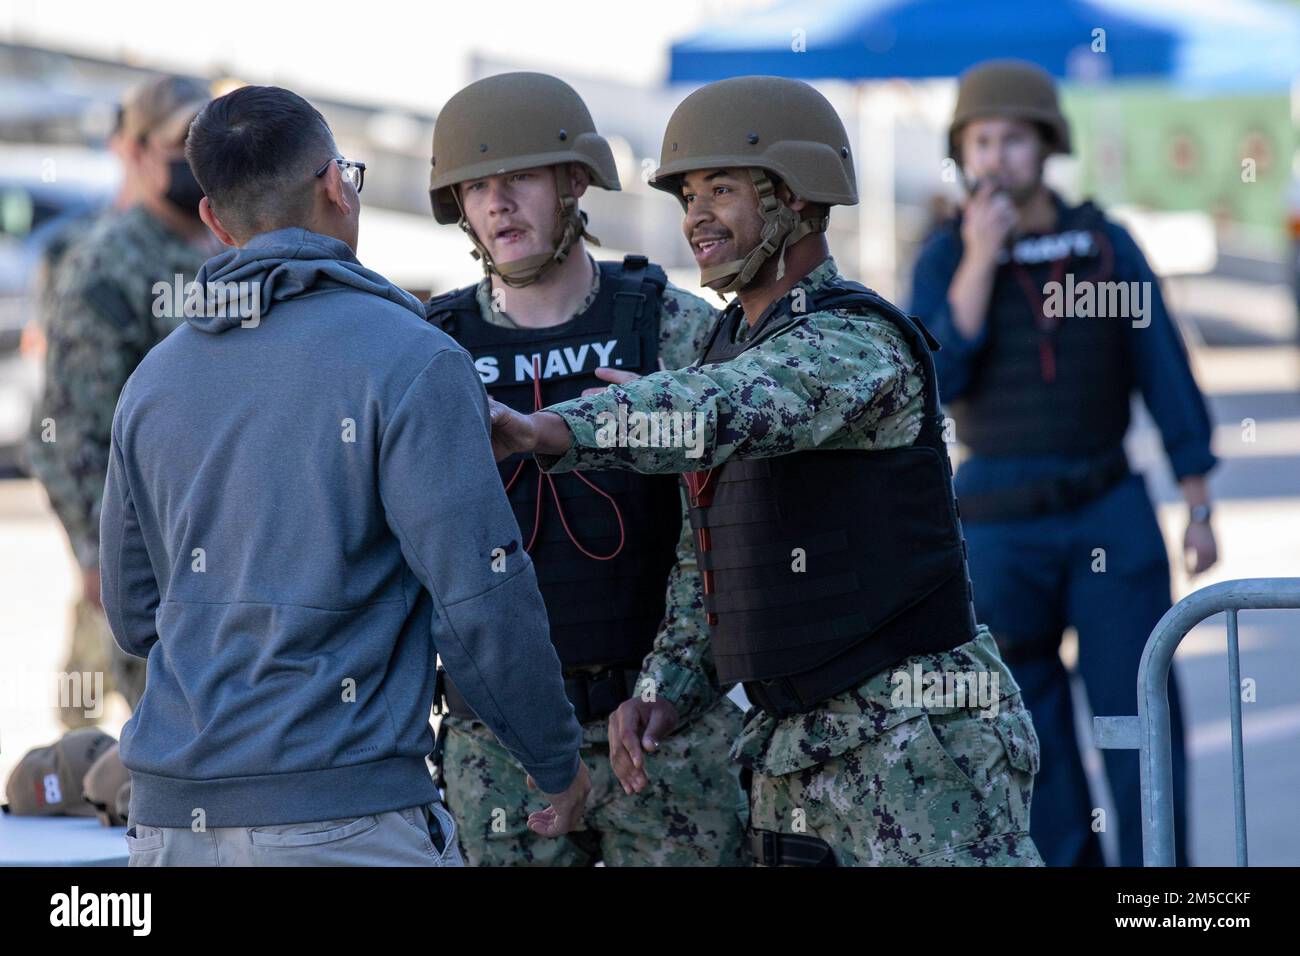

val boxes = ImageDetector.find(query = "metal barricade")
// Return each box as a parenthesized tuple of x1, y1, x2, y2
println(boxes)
(1093, 577, 1300, 866)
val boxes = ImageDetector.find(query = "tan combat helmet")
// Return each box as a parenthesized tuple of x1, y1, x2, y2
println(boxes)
(948, 59, 1072, 161)
(121, 74, 210, 145)
(429, 72, 621, 288)
(650, 76, 856, 294)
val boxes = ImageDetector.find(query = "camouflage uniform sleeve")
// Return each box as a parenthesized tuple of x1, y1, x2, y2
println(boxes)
(656, 282, 719, 369)
(539, 309, 922, 474)
(637, 486, 726, 725)
(30, 266, 150, 569)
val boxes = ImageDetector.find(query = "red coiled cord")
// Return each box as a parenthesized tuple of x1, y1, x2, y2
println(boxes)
(502, 355, 626, 560)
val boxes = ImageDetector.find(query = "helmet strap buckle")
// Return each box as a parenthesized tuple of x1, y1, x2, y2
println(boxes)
(451, 163, 598, 289)
(700, 168, 820, 294)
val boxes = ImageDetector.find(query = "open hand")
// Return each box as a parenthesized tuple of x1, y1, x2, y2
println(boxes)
(526, 761, 592, 837)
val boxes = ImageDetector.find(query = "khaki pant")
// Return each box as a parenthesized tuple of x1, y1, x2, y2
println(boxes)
(59, 598, 146, 729)
(126, 801, 464, 867)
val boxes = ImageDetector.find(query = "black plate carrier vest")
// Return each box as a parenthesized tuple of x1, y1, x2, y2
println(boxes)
(689, 276, 978, 715)
(948, 201, 1132, 457)
(425, 256, 682, 670)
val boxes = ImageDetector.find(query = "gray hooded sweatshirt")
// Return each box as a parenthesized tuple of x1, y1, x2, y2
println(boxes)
(100, 227, 581, 827)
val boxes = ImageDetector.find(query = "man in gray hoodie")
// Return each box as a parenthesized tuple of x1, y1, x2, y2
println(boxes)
(100, 85, 588, 866)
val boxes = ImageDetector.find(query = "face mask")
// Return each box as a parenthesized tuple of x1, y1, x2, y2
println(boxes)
(164, 158, 205, 216)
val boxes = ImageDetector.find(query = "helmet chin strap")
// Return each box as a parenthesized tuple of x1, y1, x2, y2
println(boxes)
(699, 168, 827, 297)
(697, 169, 826, 295)
(454, 165, 602, 289)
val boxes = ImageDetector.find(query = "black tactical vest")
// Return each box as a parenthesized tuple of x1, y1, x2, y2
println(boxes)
(425, 256, 682, 670)
(688, 275, 978, 716)
(948, 200, 1133, 457)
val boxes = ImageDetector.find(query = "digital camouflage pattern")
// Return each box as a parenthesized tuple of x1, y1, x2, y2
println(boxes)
(441, 697, 748, 866)
(442, 256, 747, 865)
(539, 256, 1045, 866)
(31, 206, 113, 333)
(742, 627, 1042, 866)
(29, 204, 210, 570)
(538, 257, 925, 473)
(540, 254, 925, 721)
(632, 489, 719, 725)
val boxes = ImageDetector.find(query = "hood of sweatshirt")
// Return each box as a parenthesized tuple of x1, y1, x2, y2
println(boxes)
(188, 227, 425, 333)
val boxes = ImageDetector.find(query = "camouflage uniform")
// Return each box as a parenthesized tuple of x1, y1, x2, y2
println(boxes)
(29, 204, 210, 717)
(439, 259, 750, 866)
(539, 257, 1045, 866)
(442, 694, 746, 866)
(27, 208, 117, 730)
(31, 206, 113, 333)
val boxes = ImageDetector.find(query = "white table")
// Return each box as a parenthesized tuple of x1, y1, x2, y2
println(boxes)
(0, 813, 128, 866)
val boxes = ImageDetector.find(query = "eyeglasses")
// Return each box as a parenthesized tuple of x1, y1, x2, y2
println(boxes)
(315, 157, 366, 193)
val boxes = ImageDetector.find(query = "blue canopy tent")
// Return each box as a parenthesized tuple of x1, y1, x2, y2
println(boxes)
(669, 0, 1300, 91)
(666, 0, 1300, 292)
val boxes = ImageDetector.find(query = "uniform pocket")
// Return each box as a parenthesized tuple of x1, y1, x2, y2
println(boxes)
(991, 705, 1041, 777)
(988, 700, 1041, 832)
(911, 711, 986, 794)
(248, 815, 379, 848)
(756, 702, 926, 777)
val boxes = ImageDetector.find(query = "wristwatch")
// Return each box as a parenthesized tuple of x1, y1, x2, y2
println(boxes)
(1189, 504, 1213, 525)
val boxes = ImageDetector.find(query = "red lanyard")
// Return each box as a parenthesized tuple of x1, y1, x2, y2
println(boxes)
(1010, 256, 1070, 384)
(683, 468, 718, 624)
(1007, 231, 1115, 384)
(502, 356, 626, 561)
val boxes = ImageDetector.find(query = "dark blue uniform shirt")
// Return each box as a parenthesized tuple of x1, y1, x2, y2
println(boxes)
(909, 193, 1216, 491)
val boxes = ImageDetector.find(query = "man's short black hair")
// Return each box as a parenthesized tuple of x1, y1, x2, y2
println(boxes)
(186, 85, 336, 240)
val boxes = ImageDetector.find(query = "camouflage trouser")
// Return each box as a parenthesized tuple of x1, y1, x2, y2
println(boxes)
(440, 696, 749, 866)
(749, 692, 1045, 866)
(58, 598, 146, 729)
